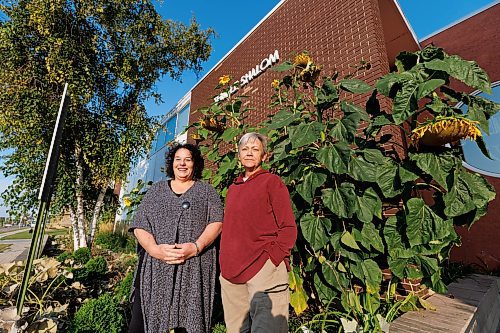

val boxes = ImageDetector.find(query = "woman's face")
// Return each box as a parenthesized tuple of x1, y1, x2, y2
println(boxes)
(173, 148, 195, 181)
(238, 138, 267, 170)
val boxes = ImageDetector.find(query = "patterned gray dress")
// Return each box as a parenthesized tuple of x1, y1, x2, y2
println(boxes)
(129, 180, 224, 333)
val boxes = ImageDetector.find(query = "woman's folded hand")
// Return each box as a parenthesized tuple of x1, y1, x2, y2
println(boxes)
(153, 244, 185, 264)
(174, 242, 198, 260)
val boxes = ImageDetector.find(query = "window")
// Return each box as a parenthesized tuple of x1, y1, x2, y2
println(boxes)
(148, 103, 191, 157)
(131, 102, 191, 195)
(461, 83, 500, 177)
(155, 128, 166, 152)
(165, 116, 177, 143)
(175, 104, 190, 136)
(153, 146, 168, 182)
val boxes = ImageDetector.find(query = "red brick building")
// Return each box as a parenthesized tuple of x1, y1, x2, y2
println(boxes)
(189, 0, 419, 126)
(132, 1, 500, 269)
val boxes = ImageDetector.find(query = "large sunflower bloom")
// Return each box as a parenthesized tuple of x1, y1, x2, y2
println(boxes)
(410, 116, 482, 147)
(294, 53, 312, 67)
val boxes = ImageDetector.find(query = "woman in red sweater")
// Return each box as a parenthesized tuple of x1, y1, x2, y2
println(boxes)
(219, 132, 297, 333)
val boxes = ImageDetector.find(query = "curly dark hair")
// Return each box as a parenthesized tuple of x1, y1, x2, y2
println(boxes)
(165, 143, 204, 180)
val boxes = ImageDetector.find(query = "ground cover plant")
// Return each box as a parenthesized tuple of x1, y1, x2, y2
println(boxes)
(190, 45, 499, 332)
(0, 231, 137, 332)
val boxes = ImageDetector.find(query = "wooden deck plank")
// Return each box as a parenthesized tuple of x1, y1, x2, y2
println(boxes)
(390, 275, 500, 333)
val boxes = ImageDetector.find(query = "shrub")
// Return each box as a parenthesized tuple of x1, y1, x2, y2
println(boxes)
(56, 251, 72, 263)
(114, 271, 134, 303)
(95, 231, 136, 254)
(85, 256, 108, 278)
(70, 293, 125, 333)
(73, 256, 108, 281)
(72, 247, 91, 265)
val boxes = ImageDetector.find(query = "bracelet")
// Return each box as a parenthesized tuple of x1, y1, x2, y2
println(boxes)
(193, 242, 200, 256)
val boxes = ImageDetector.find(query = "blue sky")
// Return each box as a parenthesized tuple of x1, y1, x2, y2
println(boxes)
(0, 0, 496, 216)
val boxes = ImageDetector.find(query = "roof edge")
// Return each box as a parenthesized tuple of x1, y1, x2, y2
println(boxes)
(188, 0, 287, 92)
(420, 2, 498, 42)
(392, 0, 421, 50)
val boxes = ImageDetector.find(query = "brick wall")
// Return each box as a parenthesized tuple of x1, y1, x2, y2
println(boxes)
(190, 0, 396, 127)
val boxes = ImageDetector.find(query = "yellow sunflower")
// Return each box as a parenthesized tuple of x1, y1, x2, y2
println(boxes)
(123, 197, 132, 207)
(190, 133, 201, 141)
(201, 117, 225, 133)
(294, 53, 312, 67)
(410, 116, 482, 147)
(218, 75, 231, 86)
(271, 79, 280, 89)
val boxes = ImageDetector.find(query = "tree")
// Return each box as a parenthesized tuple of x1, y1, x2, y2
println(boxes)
(0, 0, 214, 249)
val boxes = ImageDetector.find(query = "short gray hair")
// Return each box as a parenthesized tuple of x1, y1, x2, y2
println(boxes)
(238, 132, 268, 154)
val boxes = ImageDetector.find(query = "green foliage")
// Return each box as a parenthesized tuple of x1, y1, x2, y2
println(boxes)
(56, 251, 72, 263)
(195, 47, 498, 329)
(0, 0, 214, 242)
(0, 240, 136, 331)
(114, 271, 134, 303)
(95, 231, 136, 254)
(72, 247, 92, 265)
(211, 323, 227, 333)
(86, 256, 107, 276)
(189, 77, 256, 198)
(70, 294, 125, 333)
(122, 179, 153, 222)
(73, 256, 108, 281)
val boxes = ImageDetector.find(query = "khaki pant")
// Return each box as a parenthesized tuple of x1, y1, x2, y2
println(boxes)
(220, 259, 290, 333)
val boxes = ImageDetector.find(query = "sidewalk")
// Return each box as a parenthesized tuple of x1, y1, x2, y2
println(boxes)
(0, 228, 47, 264)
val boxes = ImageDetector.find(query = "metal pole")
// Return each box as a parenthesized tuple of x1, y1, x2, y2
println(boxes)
(15, 200, 47, 314)
(16, 83, 69, 315)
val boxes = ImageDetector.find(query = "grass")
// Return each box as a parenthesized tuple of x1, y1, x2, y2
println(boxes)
(1, 229, 68, 240)
(0, 243, 12, 253)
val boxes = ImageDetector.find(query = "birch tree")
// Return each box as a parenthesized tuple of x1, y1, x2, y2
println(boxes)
(0, 0, 214, 249)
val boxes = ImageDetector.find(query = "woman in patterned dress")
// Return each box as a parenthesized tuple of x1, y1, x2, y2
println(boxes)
(128, 143, 223, 333)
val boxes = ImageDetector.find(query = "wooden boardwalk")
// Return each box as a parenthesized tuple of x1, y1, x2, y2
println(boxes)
(390, 274, 500, 333)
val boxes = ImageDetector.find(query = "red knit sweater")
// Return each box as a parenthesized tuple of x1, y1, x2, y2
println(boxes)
(220, 169, 297, 283)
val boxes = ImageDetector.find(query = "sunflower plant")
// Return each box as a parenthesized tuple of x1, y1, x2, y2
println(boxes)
(188, 75, 256, 198)
(261, 47, 497, 330)
(194, 46, 498, 331)
(375, 46, 497, 154)
(122, 179, 152, 221)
